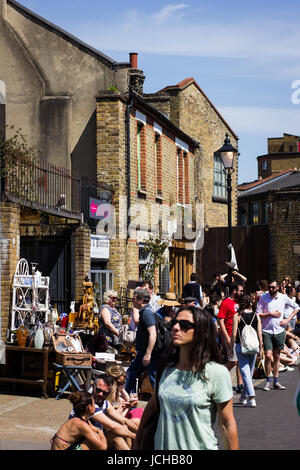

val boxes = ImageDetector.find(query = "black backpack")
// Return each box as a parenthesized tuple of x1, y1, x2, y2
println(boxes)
(152, 314, 172, 356)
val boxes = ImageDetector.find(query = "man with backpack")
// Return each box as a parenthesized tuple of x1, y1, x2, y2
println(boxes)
(125, 289, 158, 394)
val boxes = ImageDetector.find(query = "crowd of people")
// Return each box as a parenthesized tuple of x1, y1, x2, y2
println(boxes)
(51, 271, 300, 451)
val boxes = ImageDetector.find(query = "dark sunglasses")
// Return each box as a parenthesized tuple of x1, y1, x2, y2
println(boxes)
(268, 285, 276, 289)
(170, 318, 195, 331)
(116, 380, 125, 385)
(109, 296, 117, 300)
(95, 387, 110, 396)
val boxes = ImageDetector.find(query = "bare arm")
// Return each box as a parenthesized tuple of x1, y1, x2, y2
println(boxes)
(281, 307, 300, 327)
(79, 421, 107, 450)
(132, 307, 140, 324)
(143, 325, 157, 367)
(100, 307, 119, 336)
(133, 392, 158, 450)
(217, 399, 239, 450)
(92, 410, 136, 439)
(219, 318, 230, 345)
(106, 406, 137, 435)
(230, 314, 239, 350)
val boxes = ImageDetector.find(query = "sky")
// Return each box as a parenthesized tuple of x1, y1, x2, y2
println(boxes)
(17, 0, 300, 184)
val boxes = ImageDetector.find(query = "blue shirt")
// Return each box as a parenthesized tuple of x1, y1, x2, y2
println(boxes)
(135, 303, 156, 354)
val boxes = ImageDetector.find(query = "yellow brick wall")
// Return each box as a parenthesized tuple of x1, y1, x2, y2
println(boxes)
(0, 202, 20, 340)
(171, 84, 239, 229)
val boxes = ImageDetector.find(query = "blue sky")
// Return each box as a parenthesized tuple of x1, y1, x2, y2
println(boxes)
(19, 0, 300, 183)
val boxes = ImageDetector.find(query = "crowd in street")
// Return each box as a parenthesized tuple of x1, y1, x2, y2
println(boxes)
(51, 272, 300, 451)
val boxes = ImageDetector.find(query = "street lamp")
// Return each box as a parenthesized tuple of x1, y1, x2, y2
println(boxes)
(216, 133, 238, 285)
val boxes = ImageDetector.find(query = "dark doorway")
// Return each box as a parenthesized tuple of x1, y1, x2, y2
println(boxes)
(20, 236, 71, 314)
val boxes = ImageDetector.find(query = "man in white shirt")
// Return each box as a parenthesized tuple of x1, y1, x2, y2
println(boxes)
(256, 280, 287, 391)
(282, 286, 300, 331)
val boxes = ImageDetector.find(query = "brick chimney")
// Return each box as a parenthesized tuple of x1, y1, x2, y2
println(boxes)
(130, 52, 138, 69)
(129, 52, 145, 95)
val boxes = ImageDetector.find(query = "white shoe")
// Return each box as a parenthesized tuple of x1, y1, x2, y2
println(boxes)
(246, 398, 256, 408)
(239, 396, 247, 405)
(286, 366, 294, 371)
(279, 366, 288, 372)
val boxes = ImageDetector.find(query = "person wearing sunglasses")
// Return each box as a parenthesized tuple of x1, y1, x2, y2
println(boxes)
(98, 290, 122, 352)
(134, 306, 239, 450)
(256, 280, 288, 391)
(74, 374, 137, 450)
(106, 365, 144, 427)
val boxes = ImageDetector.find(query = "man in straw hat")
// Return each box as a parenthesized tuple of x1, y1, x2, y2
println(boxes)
(156, 292, 181, 323)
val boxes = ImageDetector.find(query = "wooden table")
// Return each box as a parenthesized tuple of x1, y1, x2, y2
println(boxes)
(0, 345, 53, 398)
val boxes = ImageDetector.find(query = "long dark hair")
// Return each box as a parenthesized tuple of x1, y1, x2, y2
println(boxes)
(165, 306, 220, 376)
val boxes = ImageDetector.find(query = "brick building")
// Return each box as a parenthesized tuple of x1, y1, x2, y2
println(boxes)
(238, 133, 300, 283)
(257, 133, 300, 179)
(0, 1, 239, 339)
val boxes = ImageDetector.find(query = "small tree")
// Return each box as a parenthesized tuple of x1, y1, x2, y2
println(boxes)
(140, 230, 169, 290)
(0, 126, 40, 201)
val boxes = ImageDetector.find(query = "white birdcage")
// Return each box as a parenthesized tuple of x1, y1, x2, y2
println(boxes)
(10, 259, 50, 339)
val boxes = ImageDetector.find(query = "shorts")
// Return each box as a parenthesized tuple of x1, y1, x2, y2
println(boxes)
(262, 330, 286, 352)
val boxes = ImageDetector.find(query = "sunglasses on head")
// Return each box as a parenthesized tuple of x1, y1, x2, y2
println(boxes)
(170, 318, 195, 331)
(95, 387, 110, 396)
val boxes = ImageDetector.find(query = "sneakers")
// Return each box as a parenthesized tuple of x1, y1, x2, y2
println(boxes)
(239, 396, 247, 405)
(274, 382, 286, 390)
(246, 398, 256, 408)
(263, 381, 272, 391)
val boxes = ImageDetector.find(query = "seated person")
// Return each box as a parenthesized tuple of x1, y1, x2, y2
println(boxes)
(106, 365, 143, 428)
(51, 391, 107, 450)
(80, 374, 137, 450)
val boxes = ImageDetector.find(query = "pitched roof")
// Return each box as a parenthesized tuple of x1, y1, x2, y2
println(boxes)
(7, 0, 129, 69)
(238, 171, 300, 198)
(159, 77, 238, 140)
(238, 169, 294, 191)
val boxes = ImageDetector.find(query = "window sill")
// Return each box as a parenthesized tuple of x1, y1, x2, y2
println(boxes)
(137, 189, 147, 199)
(155, 194, 163, 204)
(212, 196, 228, 204)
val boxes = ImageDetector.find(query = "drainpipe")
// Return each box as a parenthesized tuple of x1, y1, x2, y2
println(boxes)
(0, 80, 6, 360)
(126, 93, 133, 239)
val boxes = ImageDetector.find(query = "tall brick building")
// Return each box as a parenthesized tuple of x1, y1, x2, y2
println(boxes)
(257, 133, 300, 179)
(0, 1, 239, 339)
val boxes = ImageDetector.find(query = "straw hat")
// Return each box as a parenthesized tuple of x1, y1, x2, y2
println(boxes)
(157, 292, 180, 307)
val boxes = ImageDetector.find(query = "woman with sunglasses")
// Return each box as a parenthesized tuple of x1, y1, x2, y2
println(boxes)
(134, 306, 239, 450)
(106, 365, 143, 428)
(98, 290, 122, 351)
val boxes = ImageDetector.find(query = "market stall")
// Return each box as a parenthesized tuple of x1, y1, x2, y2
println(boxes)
(0, 259, 136, 398)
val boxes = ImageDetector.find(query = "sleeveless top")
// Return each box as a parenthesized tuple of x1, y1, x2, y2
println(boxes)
(99, 304, 122, 343)
(236, 310, 258, 344)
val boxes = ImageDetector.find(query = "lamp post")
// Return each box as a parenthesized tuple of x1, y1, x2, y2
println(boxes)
(216, 133, 237, 286)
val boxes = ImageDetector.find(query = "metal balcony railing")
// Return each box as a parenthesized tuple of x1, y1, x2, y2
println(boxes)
(3, 160, 114, 223)
(4, 160, 81, 219)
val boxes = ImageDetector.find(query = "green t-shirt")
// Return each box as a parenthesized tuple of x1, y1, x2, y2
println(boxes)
(154, 362, 233, 450)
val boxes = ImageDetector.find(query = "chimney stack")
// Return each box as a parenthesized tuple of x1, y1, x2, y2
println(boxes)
(128, 52, 145, 95)
(129, 52, 138, 69)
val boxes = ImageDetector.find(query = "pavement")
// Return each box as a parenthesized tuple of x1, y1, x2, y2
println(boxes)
(0, 366, 299, 451)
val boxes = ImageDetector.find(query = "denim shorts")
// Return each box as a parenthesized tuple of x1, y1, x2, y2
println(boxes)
(262, 330, 286, 351)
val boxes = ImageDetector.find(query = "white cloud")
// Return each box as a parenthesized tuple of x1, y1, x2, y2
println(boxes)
(153, 3, 188, 22)
(218, 106, 300, 136)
